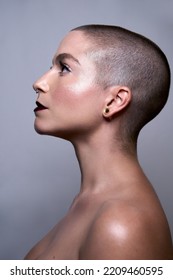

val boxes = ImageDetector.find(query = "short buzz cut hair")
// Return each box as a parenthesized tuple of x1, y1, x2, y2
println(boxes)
(72, 24, 171, 147)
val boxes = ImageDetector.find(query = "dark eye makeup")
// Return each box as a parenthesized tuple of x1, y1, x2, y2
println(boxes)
(49, 60, 71, 75)
(59, 61, 71, 74)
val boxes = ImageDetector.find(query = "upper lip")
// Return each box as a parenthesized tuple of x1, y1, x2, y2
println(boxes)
(35, 101, 48, 109)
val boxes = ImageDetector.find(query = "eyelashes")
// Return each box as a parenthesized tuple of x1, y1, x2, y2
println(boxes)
(59, 61, 71, 74)
(50, 61, 71, 74)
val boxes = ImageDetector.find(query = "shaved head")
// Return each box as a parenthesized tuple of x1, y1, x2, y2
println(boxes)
(72, 25, 170, 147)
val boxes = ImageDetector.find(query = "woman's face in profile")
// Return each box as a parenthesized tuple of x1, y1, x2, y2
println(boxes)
(33, 31, 104, 140)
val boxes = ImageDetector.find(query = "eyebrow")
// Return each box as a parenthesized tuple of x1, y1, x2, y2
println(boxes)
(52, 53, 80, 66)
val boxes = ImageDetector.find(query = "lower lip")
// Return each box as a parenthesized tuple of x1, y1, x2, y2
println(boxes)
(34, 108, 48, 113)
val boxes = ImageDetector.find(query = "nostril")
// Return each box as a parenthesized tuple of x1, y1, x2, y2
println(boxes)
(32, 82, 37, 91)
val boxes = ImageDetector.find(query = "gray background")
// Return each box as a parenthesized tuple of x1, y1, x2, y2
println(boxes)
(0, 0, 172, 260)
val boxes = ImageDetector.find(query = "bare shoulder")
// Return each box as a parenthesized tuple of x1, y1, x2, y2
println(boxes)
(80, 200, 173, 260)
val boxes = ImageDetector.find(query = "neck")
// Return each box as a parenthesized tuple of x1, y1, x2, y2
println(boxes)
(72, 127, 139, 195)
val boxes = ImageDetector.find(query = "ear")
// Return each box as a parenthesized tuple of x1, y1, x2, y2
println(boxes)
(102, 86, 132, 120)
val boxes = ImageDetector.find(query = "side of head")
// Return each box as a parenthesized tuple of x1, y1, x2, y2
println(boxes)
(72, 25, 171, 148)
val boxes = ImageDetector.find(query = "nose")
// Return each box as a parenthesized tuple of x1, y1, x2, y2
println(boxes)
(33, 73, 50, 94)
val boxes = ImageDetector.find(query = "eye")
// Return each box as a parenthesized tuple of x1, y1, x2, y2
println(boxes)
(59, 61, 71, 74)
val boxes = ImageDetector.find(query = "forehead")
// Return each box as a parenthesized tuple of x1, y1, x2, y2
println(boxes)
(55, 31, 92, 59)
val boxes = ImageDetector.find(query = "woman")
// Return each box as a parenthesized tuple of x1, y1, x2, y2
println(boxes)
(25, 24, 173, 260)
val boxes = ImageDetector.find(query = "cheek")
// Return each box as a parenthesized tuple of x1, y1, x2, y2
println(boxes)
(52, 76, 97, 108)
(68, 76, 94, 94)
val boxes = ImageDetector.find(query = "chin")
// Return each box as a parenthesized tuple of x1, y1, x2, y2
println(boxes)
(34, 119, 82, 141)
(34, 121, 51, 136)
(34, 126, 47, 135)
(34, 123, 67, 140)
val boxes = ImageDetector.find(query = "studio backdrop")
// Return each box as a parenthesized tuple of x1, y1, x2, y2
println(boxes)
(0, 0, 172, 259)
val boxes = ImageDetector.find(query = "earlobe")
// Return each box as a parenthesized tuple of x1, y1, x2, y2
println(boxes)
(102, 106, 112, 121)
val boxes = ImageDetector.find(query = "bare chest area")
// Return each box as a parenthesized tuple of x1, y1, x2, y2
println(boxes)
(26, 200, 98, 260)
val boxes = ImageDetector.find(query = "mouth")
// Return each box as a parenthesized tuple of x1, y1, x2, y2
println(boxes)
(34, 101, 48, 113)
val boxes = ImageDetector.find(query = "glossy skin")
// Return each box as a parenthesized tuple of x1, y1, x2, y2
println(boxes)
(33, 31, 104, 141)
(25, 31, 173, 260)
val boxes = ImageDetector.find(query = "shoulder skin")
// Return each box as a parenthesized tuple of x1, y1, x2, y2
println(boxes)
(79, 202, 173, 260)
